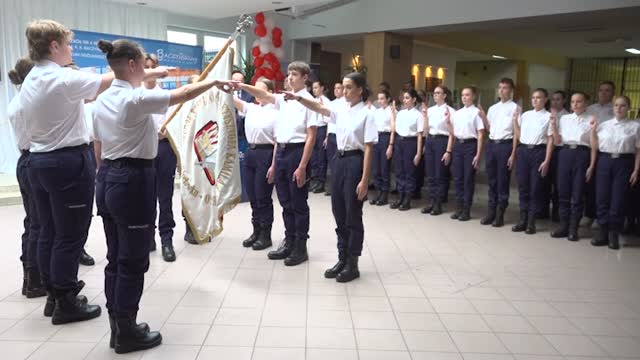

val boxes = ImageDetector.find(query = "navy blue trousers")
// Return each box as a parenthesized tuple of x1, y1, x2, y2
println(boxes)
(540, 146, 561, 215)
(486, 141, 513, 210)
(415, 136, 425, 193)
(585, 157, 598, 219)
(596, 153, 634, 230)
(424, 135, 450, 203)
(326, 133, 337, 177)
(17, 151, 39, 270)
(331, 152, 365, 256)
(155, 139, 177, 246)
(373, 132, 391, 192)
(557, 147, 590, 222)
(516, 145, 546, 217)
(394, 136, 418, 194)
(244, 146, 275, 225)
(452, 140, 477, 206)
(274, 146, 310, 241)
(311, 126, 328, 183)
(96, 162, 154, 316)
(28, 145, 94, 290)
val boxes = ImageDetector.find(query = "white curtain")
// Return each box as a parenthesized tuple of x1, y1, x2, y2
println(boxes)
(0, 0, 168, 174)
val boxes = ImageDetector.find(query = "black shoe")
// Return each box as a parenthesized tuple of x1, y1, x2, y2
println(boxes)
(109, 312, 150, 349)
(51, 287, 101, 325)
(421, 202, 433, 214)
(25, 268, 46, 299)
(608, 231, 620, 250)
(336, 255, 360, 283)
(525, 217, 536, 235)
(480, 208, 496, 225)
(376, 191, 389, 206)
(492, 207, 505, 227)
(591, 225, 609, 246)
(458, 205, 471, 222)
(114, 314, 162, 354)
(551, 222, 569, 238)
(450, 201, 463, 220)
(390, 193, 404, 209)
(267, 237, 293, 260)
(512, 210, 528, 232)
(162, 245, 176, 262)
(568, 218, 580, 242)
(284, 238, 308, 266)
(242, 223, 260, 248)
(44, 281, 88, 317)
(308, 180, 319, 193)
(369, 191, 380, 205)
(184, 221, 198, 244)
(431, 201, 443, 216)
(313, 182, 325, 194)
(79, 249, 95, 266)
(21, 264, 28, 296)
(399, 193, 411, 211)
(324, 250, 347, 279)
(324, 190, 331, 196)
(149, 239, 156, 252)
(252, 225, 272, 251)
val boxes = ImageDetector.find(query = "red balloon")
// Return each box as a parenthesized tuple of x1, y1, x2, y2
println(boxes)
(262, 68, 274, 79)
(272, 38, 282, 48)
(255, 12, 265, 24)
(251, 46, 261, 57)
(254, 24, 267, 38)
(253, 56, 264, 67)
(271, 60, 281, 72)
(251, 75, 259, 85)
(275, 71, 285, 82)
(272, 27, 283, 39)
(264, 53, 276, 64)
(255, 67, 265, 77)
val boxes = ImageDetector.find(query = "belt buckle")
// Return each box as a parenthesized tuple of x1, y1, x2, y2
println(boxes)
(568, 144, 578, 149)
(278, 143, 286, 149)
(526, 145, 535, 149)
(338, 150, 345, 157)
(249, 144, 257, 150)
(611, 153, 620, 159)
(112, 161, 123, 169)
(458, 139, 465, 144)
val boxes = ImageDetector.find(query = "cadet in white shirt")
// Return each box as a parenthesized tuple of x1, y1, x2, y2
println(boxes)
(369, 90, 394, 206)
(390, 89, 424, 211)
(482, 78, 519, 227)
(422, 85, 455, 216)
(512, 89, 554, 235)
(19, 20, 115, 325)
(234, 61, 317, 267)
(591, 96, 640, 249)
(542, 90, 570, 222)
(93, 39, 226, 353)
(450, 86, 486, 221)
(8, 57, 47, 299)
(325, 82, 346, 196)
(284, 72, 378, 282)
(232, 78, 277, 252)
(310, 80, 330, 193)
(549, 92, 597, 242)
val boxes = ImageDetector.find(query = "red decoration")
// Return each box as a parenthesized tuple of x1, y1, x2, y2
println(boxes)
(255, 12, 265, 24)
(253, 56, 265, 67)
(255, 68, 265, 78)
(275, 71, 285, 82)
(264, 52, 277, 64)
(251, 46, 261, 57)
(254, 24, 267, 38)
(251, 74, 259, 85)
(272, 27, 283, 39)
(272, 37, 282, 48)
(262, 68, 274, 79)
(271, 60, 281, 72)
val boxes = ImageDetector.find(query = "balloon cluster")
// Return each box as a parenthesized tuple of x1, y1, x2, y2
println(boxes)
(252, 12, 285, 84)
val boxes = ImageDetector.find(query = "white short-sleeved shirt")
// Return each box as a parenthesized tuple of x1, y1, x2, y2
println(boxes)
(551, 109, 570, 147)
(273, 88, 316, 143)
(8, 96, 30, 151)
(328, 101, 378, 151)
(453, 105, 484, 139)
(518, 109, 551, 145)
(558, 112, 593, 147)
(373, 106, 393, 133)
(243, 102, 277, 145)
(20, 60, 102, 152)
(487, 100, 518, 140)
(84, 102, 96, 142)
(587, 102, 614, 124)
(93, 79, 170, 160)
(597, 118, 640, 154)
(315, 95, 331, 127)
(395, 108, 424, 137)
(328, 97, 347, 134)
(427, 103, 456, 136)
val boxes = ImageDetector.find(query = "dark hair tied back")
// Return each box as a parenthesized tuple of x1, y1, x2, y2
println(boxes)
(97, 40, 114, 56)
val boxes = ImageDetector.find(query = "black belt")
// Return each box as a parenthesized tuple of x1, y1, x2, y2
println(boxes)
(563, 144, 589, 151)
(41, 144, 89, 154)
(490, 139, 513, 144)
(104, 157, 153, 169)
(278, 142, 305, 150)
(429, 134, 449, 140)
(249, 143, 274, 150)
(20, 149, 30, 156)
(520, 144, 546, 149)
(396, 135, 417, 140)
(337, 149, 363, 157)
(378, 132, 391, 136)
(455, 138, 477, 144)
(601, 152, 634, 159)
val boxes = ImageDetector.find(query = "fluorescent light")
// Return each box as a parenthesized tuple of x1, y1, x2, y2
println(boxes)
(626, 48, 640, 54)
(492, 55, 507, 59)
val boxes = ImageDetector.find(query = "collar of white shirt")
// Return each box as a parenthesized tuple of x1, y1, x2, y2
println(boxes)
(113, 79, 134, 89)
(348, 101, 365, 113)
(37, 59, 61, 69)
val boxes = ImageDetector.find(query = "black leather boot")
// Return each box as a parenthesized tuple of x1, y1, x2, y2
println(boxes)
(324, 250, 347, 279)
(252, 224, 273, 251)
(591, 224, 609, 246)
(336, 255, 360, 283)
(492, 206, 505, 227)
(458, 204, 471, 222)
(51, 287, 101, 325)
(399, 193, 412, 211)
(376, 191, 389, 206)
(114, 314, 162, 354)
(313, 182, 325, 194)
(369, 191, 380, 205)
(431, 201, 443, 216)
(242, 222, 260, 248)
(21, 264, 28, 296)
(25, 268, 46, 299)
(609, 230, 620, 250)
(568, 218, 580, 242)
(421, 200, 433, 214)
(450, 201, 463, 220)
(512, 210, 527, 232)
(44, 281, 88, 317)
(161, 245, 176, 262)
(284, 237, 308, 266)
(390, 193, 404, 209)
(109, 312, 150, 348)
(79, 248, 95, 266)
(267, 237, 294, 260)
(480, 208, 496, 225)
(551, 221, 569, 238)
(525, 215, 536, 235)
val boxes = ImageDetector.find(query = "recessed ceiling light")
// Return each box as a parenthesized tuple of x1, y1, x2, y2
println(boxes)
(272, 1, 283, 4)
(136, 2, 147, 5)
(626, 48, 640, 55)
(492, 55, 507, 59)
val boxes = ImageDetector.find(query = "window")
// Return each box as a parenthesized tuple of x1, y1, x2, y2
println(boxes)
(204, 35, 236, 64)
(167, 27, 245, 70)
(167, 30, 198, 46)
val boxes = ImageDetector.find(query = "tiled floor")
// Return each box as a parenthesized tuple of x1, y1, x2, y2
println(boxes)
(1, 192, 640, 359)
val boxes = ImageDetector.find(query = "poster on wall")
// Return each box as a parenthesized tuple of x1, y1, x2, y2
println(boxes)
(71, 30, 203, 89)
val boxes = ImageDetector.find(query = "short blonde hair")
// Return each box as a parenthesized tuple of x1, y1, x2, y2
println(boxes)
(26, 20, 73, 61)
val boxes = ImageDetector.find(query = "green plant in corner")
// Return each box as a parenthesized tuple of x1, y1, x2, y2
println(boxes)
(233, 53, 255, 84)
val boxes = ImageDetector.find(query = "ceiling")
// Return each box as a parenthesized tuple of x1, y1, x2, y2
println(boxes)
(111, 0, 329, 19)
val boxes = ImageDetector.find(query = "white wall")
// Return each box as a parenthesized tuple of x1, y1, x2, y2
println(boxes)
(455, 61, 519, 108)
(528, 63, 567, 93)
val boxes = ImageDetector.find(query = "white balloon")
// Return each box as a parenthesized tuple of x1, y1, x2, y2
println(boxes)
(273, 47, 285, 60)
(252, 39, 260, 48)
(259, 37, 272, 54)
(264, 17, 276, 31)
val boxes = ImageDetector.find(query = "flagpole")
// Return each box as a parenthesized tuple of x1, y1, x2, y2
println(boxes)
(160, 14, 253, 132)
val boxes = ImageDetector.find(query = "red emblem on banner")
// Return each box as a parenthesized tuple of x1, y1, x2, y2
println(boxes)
(193, 121, 219, 186)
